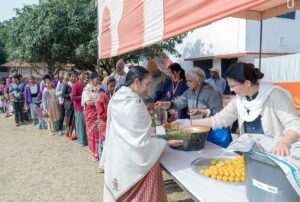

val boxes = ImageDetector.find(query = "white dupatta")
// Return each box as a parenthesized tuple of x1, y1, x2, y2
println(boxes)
(103, 86, 166, 201)
(236, 81, 291, 122)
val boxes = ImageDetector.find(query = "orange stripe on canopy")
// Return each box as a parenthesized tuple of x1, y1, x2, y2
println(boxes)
(118, 0, 144, 56)
(274, 82, 300, 110)
(100, 7, 112, 58)
(163, 0, 267, 39)
(98, 0, 269, 58)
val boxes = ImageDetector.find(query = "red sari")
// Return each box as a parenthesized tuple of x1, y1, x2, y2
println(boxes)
(84, 105, 99, 160)
(117, 161, 167, 202)
(95, 92, 109, 141)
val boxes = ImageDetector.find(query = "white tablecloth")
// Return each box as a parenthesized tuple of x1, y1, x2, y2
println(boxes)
(160, 141, 248, 202)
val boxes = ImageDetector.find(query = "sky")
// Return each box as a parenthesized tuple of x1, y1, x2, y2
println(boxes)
(0, 0, 39, 22)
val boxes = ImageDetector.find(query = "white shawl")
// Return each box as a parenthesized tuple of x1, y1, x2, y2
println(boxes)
(236, 81, 291, 122)
(81, 84, 100, 106)
(103, 86, 166, 201)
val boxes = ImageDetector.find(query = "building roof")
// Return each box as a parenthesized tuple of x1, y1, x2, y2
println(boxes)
(184, 51, 292, 61)
(0, 61, 75, 70)
(0, 61, 34, 68)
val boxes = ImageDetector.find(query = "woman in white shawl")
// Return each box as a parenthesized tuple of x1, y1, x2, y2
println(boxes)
(192, 62, 300, 157)
(103, 66, 183, 202)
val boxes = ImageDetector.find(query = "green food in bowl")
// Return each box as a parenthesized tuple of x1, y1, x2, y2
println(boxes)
(166, 129, 191, 141)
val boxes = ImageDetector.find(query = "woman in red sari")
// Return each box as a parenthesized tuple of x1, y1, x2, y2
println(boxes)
(81, 72, 101, 160)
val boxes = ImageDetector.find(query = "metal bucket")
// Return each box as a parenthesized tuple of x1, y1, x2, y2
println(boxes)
(154, 107, 168, 126)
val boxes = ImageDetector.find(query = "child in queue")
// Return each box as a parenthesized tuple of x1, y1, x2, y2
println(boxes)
(34, 101, 47, 130)
(42, 79, 60, 135)
(96, 77, 116, 173)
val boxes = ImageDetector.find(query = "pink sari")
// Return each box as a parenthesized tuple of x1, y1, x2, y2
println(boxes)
(84, 105, 99, 160)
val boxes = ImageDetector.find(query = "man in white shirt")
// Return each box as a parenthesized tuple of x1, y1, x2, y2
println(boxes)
(207, 68, 226, 95)
(110, 59, 127, 89)
(146, 59, 167, 98)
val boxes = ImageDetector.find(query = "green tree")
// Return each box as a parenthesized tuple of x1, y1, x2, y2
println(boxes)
(99, 34, 187, 75)
(2, 0, 186, 77)
(0, 22, 8, 68)
(0, 39, 6, 68)
(3, 0, 97, 77)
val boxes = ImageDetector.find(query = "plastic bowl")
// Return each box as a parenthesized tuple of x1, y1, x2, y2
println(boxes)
(166, 126, 210, 151)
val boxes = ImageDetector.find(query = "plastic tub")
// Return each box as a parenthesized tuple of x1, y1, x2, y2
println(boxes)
(245, 152, 299, 202)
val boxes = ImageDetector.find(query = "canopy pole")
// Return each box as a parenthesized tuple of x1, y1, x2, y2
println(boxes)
(96, 0, 101, 75)
(259, 20, 263, 70)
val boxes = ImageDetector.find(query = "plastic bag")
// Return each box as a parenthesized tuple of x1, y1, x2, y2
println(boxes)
(207, 127, 232, 148)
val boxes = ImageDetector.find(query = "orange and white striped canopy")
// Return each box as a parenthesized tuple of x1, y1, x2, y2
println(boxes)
(98, 0, 291, 59)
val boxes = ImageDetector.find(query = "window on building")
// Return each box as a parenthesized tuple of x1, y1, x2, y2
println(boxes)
(276, 11, 296, 20)
(193, 59, 212, 79)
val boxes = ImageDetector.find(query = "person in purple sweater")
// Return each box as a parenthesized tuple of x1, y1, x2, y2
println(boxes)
(24, 76, 40, 125)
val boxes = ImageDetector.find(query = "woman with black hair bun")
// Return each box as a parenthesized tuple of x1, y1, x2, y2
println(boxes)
(102, 66, 183, 201)
(192, 62, 300, 157)
(153, 63, 189, 121)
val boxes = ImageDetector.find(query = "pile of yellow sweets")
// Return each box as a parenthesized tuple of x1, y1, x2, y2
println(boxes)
(199, 156, 245, 182)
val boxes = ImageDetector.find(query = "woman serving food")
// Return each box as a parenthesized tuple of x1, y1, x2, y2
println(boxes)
(155, 67, 223, 119)
(191, 62, 300, 157)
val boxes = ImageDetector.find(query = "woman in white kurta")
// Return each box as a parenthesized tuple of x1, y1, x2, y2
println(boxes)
(102, 66, 183, 202)
(192, 62, 300, 157)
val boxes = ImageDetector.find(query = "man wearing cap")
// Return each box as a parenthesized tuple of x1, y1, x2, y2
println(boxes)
(207, 67, 226, 95)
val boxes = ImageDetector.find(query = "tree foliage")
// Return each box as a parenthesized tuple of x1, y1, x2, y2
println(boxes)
(0, 0, 186, 77)
(0, 22, 8, 67)
(98, 33, 186, 74)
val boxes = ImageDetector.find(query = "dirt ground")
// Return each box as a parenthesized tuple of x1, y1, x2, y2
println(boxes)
(0, 114, 193, 202)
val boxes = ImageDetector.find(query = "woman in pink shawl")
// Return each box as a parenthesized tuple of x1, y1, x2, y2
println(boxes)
(81, 72, 101, 160)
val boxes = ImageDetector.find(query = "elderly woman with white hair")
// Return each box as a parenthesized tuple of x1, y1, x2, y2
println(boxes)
(156, 67, 223, 119)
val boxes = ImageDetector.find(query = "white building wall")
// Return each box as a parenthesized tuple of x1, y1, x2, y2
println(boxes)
(238, 56, 256, 64)
(246, 11, 300, 53)
(158, 11, 300, 74)
(0, 72, 9, 79)
(169, 17, 247, 71)
(212, 59, 222, 72)
(9, 67, 46, 78)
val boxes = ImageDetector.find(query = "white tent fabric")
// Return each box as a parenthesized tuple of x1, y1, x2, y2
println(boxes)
(97, 0, 269, 59)
(255, 53, 300, 82)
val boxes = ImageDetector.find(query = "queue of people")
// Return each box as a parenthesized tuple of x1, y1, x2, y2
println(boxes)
(1, 60, 299, 202)
(0, 69, 112, 160)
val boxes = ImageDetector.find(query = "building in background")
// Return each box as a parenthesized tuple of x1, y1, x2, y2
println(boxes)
(0, 61, 75, 80)
(164, 11, 300, 94)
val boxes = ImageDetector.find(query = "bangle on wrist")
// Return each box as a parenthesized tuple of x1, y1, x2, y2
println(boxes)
(279, 140, 289, 146)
